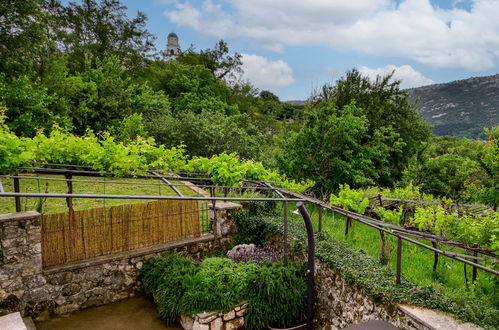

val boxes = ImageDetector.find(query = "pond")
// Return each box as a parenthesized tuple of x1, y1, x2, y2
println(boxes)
(36, 294, 181, 330)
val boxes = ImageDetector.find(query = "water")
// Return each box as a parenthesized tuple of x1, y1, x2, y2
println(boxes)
(36, 294, 181, 330)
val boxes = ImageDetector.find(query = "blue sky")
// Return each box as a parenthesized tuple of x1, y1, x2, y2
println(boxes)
(117, 0, 499, 100)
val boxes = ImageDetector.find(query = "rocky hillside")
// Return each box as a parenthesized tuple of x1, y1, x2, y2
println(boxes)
(407, 74, 499, 139)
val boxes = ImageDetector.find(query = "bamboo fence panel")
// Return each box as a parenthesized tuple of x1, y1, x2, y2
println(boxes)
(41, 200, 202, 268)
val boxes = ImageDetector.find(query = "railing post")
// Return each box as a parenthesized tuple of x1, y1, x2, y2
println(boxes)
(432, 241, 439, 273)
(296, 202, 315, 330)
(472, 250, 478, 284)
(318, 206, 323, 232)
(283, 201, 288, 266)
(13, 177, 21, 212)
(396, 237, 402, 285)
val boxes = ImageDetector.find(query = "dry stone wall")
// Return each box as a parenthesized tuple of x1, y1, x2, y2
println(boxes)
(315, 260, 464, 330)
(179, 301, 246, 330)
(0, 203, 241, 319)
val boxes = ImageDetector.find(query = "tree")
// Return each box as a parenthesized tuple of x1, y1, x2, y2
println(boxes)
(0, 74, 72, 136)
(402, 136, 486, 199)
(312, 69, 432, 186)
(176, 40, 242, 81)
(0, 0, 49, 77)
(60, 0, 155, 73)
(465, 127, 499, 208)
(276, 101, 402, 196)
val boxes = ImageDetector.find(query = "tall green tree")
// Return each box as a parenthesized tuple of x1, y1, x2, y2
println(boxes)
(176, 40, 242, 81)
(276, 101, 403, 196)
(60, 0, 155, 73)
(0, 0, 49, 77)
(312, 69, 432, 186)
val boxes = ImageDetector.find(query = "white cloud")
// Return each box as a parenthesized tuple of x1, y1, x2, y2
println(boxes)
(240, 53, 294, 90)
(164, 0, 499, 70)
(358, 65, 434, 88)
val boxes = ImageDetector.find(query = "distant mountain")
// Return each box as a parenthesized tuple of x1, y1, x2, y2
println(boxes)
(284, 100, 306, 105)
(407, 74, 499, 139)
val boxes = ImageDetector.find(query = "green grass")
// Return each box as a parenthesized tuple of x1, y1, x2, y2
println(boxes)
(299, 203, 498, 310)
(0, 175, 203, 214)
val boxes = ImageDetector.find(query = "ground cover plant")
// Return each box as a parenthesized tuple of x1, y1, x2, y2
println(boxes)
(236, 202, 498, 329)
(139, 252, 307, 329)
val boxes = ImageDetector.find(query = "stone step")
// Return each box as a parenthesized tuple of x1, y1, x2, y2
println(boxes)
(0, 312, 29, 330)
(344, 320, 399, 330)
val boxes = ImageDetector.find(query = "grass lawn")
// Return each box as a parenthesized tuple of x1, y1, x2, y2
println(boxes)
(0, 175, 204, 214)
(289, 203, 497, 309)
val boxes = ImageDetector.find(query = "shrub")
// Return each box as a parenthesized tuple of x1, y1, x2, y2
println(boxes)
(140, 252, 308, 329)
(245, 262, 307, 329)
(233, 202, 280, 245)
(179, 257, 253, 315)
(139, 253, 197, 324)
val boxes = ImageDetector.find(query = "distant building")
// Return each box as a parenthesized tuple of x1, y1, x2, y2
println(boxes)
(166, 32, 181, 59)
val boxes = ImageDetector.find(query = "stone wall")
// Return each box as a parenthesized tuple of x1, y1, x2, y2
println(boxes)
(314, 260, 467, 330)
(0, 202, 241, 319)
(179, 301, 246, 330)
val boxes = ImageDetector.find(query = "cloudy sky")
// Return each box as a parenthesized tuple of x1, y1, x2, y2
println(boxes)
(121, 0, 499, 100)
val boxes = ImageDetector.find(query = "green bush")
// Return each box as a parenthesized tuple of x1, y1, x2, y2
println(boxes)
(139, 253, 197, 324)
(140, 252, 308, 329)
(233, 201, 280, 245)
(179, 258, 253, 315)
(245, 262, 307, 329)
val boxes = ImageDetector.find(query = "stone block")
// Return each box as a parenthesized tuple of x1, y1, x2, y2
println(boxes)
(222, 310, 235, 321)
(62, 283, 81, 296)
(225, 317, 243, 330)
(180, 314, 194, 330)
(210, 317, 223, 330)
(192, 320, 209, 330)
(198, 311, 218, 324)
(23, 287, 48, 302)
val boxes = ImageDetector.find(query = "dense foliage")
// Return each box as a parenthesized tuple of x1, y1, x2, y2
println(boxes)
(0, 114, 310, 189)
(140, 253, 307, 329)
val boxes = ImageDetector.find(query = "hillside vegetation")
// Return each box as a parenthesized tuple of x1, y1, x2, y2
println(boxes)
(408, 74, 499, 139)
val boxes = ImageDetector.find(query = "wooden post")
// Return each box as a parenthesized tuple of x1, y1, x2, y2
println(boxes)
(65, 173, 76, 259)
(13, 177, 21, 212)
(472, 250, 478, 284)
(345, 217, 352, 236)
(396, 237, 402, 285)
(318, 206, 323, 232)
(431, 241, 439, 273)
(377, 194, 383, 207)
(283, 201, 288, 266)
(379, 231, 388, 264)
(464, 263, 469, 289)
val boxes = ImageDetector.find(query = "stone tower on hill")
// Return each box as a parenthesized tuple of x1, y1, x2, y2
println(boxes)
(166, 32, 180, 58)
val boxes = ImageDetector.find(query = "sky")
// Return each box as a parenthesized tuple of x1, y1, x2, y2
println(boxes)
(118, 0, 499, 101)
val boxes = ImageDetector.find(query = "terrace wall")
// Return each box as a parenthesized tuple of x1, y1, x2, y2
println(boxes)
(0, 202, 241, 318)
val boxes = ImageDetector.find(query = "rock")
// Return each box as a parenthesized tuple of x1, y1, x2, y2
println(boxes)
(180, 314, 194, 330)
(222, 310, 235, 321)
(192, 320, 209, 330)
(226, 244, 256, 260)
(23, 288, 48, 302)
(62, 283, 81, 296)
(198, 311, 218, 324)
(225, 318, 243, 330)
(210, 317, 223, 330)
